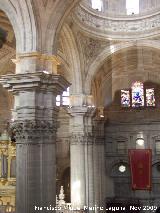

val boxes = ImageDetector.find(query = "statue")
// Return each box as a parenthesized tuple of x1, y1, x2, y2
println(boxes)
(58, 186, 66, 207)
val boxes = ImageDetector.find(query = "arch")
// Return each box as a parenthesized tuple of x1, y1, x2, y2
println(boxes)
(107, 159, 129, 174)
(45, 0, 80, 55)
(109, 161, 130, 178)
(60, 24, 82, 94)
(85, 40, 160, 94)
(0, 0, 37, 53)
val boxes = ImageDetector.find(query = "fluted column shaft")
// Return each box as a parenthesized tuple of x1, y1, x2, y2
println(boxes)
(70, 106, 95, 210)
(0, 71, 70, 213)
(70, 105, 105, 212)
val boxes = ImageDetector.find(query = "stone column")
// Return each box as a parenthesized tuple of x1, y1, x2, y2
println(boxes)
(70, 106, 89, 210)
(69, 97, 106, 212)
(0, 71, 70, 213)
(92, 118, 106, 211)
(69, 95, 96, 210)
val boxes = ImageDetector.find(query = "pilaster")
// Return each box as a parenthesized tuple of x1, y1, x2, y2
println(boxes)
(69, 96, 106, 212)
(92, 117, 106, 210)
(69, 99, 96, 210)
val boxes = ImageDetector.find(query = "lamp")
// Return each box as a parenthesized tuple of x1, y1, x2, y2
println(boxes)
(118, 165, 126, 173)
(136, 138, 144, 146)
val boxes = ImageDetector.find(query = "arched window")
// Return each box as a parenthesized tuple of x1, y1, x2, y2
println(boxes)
(56, 87, 70, 106)
(126, 0, 139, 15)
(121, 90, 130, 107)
(121, 82, 155, 108)
(132, 81, 144, 107)
(146, 88, 155, 107)
(91, 0, 102, 11)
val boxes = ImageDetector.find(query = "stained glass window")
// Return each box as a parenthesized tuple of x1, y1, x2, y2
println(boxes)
(121, 90, 130, 107)
(146, 88, 155, 107)
(121, 82, 156, 108)
(132, 81, 144, 107)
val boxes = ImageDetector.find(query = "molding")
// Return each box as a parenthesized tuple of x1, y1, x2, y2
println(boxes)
(10, 120, 57, 144)
(70, 133, 93, 145)
(16, 52, 61, 65)
(0, 72, 70, 94)
(73, 5, 160, 39)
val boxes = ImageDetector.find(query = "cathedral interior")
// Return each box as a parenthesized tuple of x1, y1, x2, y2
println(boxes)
(0, 0, 160, 212)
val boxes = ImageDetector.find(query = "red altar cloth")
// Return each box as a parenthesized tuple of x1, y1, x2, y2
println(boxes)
(129, 149, 152, 190)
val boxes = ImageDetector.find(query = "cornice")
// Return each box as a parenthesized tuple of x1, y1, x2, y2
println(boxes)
(80, 3, 160, 21)
(72, 5, 160, 40)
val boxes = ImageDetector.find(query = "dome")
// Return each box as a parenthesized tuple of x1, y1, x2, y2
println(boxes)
(81, 0, 160, 17)
(73, 0, 160, 39)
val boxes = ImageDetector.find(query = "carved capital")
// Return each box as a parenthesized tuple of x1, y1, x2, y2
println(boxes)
(10, 120, 57, 144)
(69, 106, 96, 117)
(70, 133, 93, 145)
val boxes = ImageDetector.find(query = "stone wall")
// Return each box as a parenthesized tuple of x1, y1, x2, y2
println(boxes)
(105, 117, 160, 207)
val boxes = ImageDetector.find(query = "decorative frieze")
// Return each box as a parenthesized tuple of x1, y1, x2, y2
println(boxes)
(73, 5, 160, 38)
(76, 32, 107, 67)
(70, 133, 93, 145)
(10, 120, 57, 143)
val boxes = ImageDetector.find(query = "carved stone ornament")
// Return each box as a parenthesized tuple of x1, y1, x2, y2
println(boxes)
(76, 32, 107, 67)
(73, 5, 160, 39)
(70, 133, 93, 145)
(9, 120, 56, 143)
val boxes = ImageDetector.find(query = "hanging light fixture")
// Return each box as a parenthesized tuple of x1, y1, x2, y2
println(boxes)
(136, 138, 144, 146)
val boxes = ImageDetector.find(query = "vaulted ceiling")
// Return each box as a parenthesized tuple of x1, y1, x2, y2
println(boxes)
(92, 46, 160, 106)
(0, 10, 15, 75)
